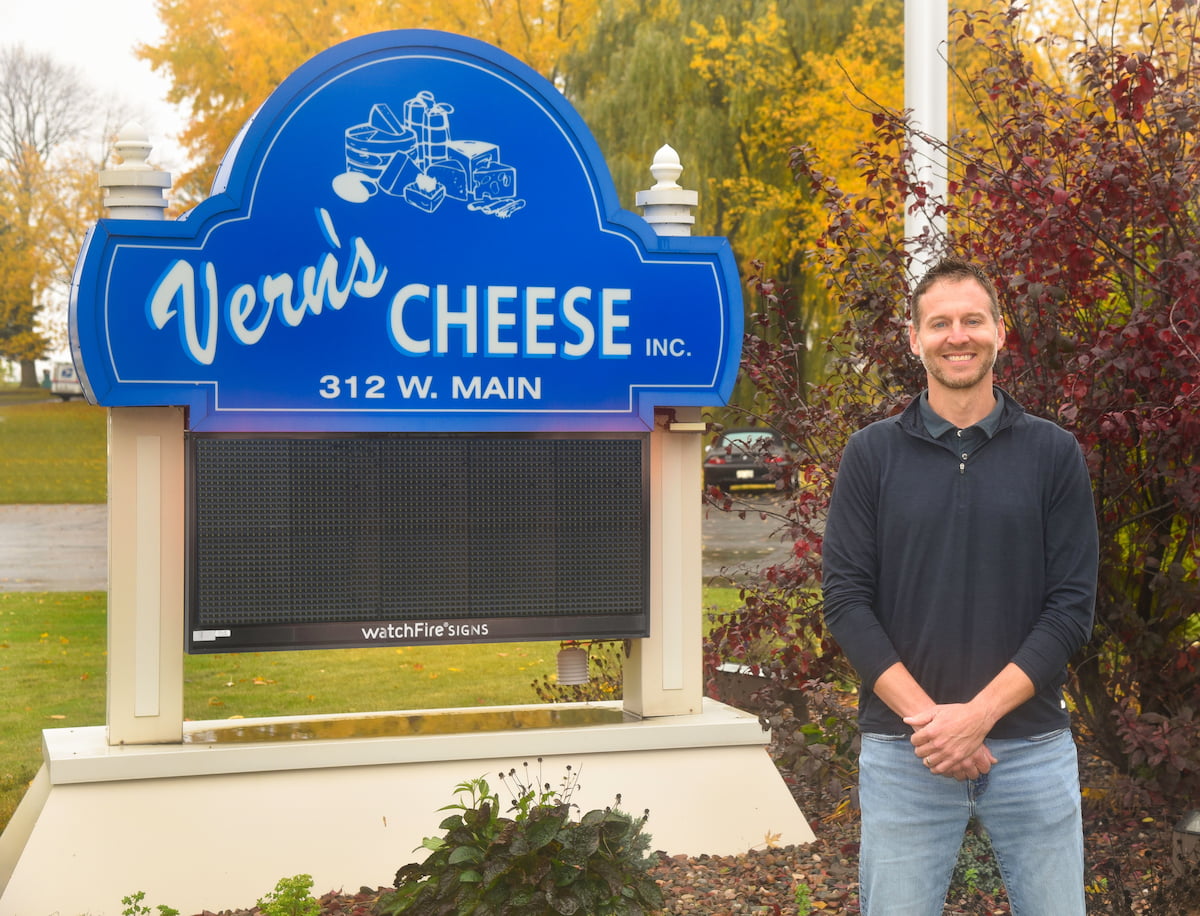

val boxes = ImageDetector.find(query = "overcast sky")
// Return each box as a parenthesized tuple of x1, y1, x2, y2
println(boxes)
(1, 0, 189, 362)
(1, 0, 187, 171)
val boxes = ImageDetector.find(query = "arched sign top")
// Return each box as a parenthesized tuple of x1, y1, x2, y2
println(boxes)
(70, 30, 743, 432)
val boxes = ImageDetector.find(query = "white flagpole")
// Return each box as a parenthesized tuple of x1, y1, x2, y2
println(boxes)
(904, 0, 949, 278)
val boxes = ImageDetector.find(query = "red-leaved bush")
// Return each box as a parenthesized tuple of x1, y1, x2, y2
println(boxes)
(704, 2, 1200, 804)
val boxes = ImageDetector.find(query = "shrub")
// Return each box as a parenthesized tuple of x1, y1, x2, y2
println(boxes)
(379, 762, 663, 915)
(761, 681, 860, 817)
(120, 891, 178, 916)
(1113, 697, 1200, 807)
(256, 874, 320, 916)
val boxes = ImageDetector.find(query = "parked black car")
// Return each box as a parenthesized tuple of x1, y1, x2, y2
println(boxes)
(703, 428, 792, 491)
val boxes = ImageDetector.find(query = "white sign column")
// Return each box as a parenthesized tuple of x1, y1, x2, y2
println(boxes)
(98, 125, 185, 745)
(624, 145, 706, 717)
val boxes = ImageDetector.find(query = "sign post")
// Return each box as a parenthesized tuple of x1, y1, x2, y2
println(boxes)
(96, 125, 186, 746)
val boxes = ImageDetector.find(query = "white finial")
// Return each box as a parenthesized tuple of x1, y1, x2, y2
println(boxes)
(635, 143, 698, 237)
(99, 122, 171, 219)
(112, 122, 154, 170)
(649, 144, 684, 190)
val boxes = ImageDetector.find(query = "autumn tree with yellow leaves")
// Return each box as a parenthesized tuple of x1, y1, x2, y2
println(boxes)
(140, 0, 603, 203)
(0, 45, 100, 386)
(565, 0, 899, 392)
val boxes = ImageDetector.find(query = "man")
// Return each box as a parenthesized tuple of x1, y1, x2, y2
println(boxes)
(821, 257, 1098, 915)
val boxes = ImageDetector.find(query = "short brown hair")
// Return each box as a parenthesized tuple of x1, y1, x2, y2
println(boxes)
(910, 257, 1000, 326)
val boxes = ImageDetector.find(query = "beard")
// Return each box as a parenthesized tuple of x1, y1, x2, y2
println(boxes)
(918, 346, 997, 391)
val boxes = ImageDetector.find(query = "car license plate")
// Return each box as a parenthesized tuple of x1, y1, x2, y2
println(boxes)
(736, 469, 755, 479)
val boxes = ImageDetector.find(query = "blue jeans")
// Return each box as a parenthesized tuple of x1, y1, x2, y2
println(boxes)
(858, 728, 1085, 916)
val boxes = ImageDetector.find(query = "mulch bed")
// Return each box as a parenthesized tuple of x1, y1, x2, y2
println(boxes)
(194, 728, 1198, 916)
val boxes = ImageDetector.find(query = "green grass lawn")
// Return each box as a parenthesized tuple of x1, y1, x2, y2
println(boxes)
(0, 592, 107, 830)
(0, 397, 107, 503)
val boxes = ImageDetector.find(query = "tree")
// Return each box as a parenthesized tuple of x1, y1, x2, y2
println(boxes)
(718, 1, 1200, 802)
(565, 0, 889, 393)
(140, 0, 602, 203)
(0, 45, 93, 386)
(0, 200, 42, 380)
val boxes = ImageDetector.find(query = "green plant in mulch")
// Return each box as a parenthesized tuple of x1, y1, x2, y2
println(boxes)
(950, 821, 1005, 900)
(120, 890, 179, 916)
(257, 874, 321, 916)
(378, 761, 663, 915)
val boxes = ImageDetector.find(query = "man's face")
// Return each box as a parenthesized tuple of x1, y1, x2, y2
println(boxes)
(908, 278, 1005, 393)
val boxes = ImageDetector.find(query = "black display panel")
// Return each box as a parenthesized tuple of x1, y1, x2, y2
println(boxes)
(186, 434, 648, 653)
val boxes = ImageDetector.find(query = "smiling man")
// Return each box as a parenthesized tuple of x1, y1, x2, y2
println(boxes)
(821, 257, 1098, 915)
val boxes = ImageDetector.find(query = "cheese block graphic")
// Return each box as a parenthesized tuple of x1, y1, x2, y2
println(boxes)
(339, 93, 522, 215)
(427, 160, 470, 201)
(474, 161, 517, 201)
(403, 172, 446, 212)
(344, 124, 411, 178)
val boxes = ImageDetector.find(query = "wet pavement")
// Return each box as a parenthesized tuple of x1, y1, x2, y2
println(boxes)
(0, 504, 108, 591)
(700, 492, 795, 585)
(0, 494, 795, 592)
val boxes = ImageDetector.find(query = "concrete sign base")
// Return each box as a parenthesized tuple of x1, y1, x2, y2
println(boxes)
(0, 700, 814, 914)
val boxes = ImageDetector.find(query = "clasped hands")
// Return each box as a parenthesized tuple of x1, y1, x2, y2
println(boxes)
(903, 703, 998, 781)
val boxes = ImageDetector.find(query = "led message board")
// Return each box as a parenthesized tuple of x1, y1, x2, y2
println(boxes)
(70, 30, 743, 432)
(186, 433, 648, 652)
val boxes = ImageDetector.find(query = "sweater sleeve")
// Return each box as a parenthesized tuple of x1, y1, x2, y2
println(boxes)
(1009, 432, 1098, 690)
(821, 431, 902, 689)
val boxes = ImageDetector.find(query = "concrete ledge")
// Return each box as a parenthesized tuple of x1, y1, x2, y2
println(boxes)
(44, 698, 765, 784)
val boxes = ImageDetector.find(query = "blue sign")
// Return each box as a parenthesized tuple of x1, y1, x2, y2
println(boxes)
(70, 31, 742, 432)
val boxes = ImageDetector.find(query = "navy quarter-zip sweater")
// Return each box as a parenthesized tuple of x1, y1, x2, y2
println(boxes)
(821, 389, 1098, 738)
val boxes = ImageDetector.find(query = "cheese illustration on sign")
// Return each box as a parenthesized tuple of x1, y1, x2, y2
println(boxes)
(335, 93, 524, 219)
(69, 30, 742, 433)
